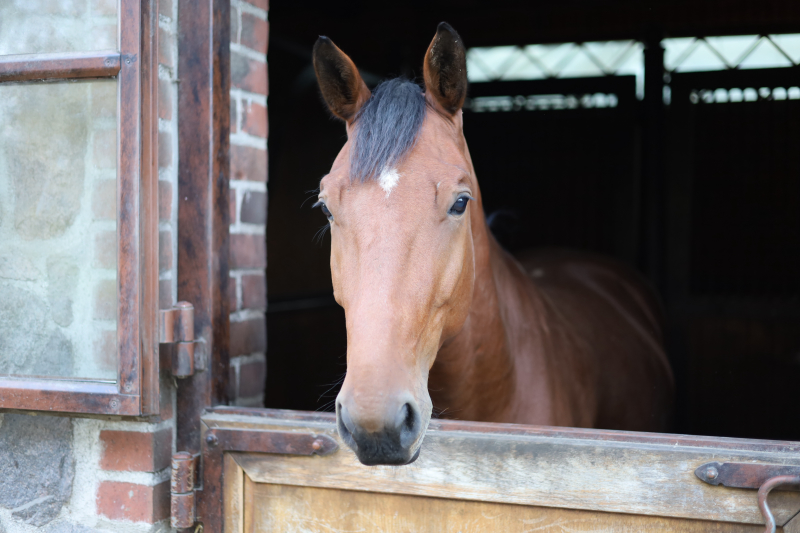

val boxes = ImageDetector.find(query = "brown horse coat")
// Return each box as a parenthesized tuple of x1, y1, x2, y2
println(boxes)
(431, 245, 674, 431)
(312, 23, 673, 465)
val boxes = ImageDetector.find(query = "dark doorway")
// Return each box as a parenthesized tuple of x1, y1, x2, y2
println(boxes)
(265, 0, 800, 440)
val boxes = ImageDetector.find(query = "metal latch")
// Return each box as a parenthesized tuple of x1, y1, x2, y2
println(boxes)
(696, 462, 800, 533)
(170, 451, 197, 529)
(159, 302, 204, 378)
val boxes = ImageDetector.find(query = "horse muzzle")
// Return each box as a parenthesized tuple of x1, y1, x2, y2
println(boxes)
(336, 395, 425, 465)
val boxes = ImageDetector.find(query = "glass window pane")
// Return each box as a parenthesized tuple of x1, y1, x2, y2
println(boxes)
(0, 79, 118, 381)
(0, 1, 117, 56)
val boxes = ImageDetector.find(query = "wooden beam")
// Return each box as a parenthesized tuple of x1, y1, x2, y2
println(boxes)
(176, 0, 231, 453)
(203, 409, 800, 527)
(0, 51, 120, 82)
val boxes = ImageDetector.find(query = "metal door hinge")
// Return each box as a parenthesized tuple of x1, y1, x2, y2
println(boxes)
(160, 302, 205, 378)
(696, 462, 800, 533)
(170, 451, 197, 529)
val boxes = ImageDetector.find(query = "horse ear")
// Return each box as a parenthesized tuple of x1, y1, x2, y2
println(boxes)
(423, 22, 468, 115)
(313, 36, 371, 123)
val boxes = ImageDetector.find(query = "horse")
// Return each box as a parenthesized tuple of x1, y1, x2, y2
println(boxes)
(310, 23, 674, 466)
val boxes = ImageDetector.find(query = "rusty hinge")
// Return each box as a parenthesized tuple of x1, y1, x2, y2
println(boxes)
(696, 462, 800, 533)
(159, 302, 205, 378)
(171, 451, 197, 529)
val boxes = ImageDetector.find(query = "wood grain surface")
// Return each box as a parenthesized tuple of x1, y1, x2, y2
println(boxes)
(241, 481, 779, 533)
(202, 410, 800, 529)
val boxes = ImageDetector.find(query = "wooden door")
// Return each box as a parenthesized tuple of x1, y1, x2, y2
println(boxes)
(197, 407, 800, 532)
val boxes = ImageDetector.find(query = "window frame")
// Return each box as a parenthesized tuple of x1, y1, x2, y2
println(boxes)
(0, 0, 160, 416)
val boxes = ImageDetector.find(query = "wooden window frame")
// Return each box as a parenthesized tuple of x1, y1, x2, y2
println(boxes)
(0, 0, 160, 416)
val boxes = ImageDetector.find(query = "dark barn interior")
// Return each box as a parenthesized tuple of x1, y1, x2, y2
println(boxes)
(265, 1, 800, 440)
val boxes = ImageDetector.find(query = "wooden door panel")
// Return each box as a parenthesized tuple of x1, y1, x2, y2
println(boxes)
(241, 480, 769, 533)
(200, 408, 800, 532)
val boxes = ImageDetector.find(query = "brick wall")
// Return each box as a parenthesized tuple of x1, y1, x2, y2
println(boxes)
(228, 0, 269, 406)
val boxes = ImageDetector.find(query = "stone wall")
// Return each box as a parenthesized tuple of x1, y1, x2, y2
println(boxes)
(0, 0, 180, 531)
(228, 0, 269, 407)
(0, 0, 269, 530)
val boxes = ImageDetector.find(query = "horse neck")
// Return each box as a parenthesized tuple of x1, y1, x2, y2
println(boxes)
(429, 202, 522, 422)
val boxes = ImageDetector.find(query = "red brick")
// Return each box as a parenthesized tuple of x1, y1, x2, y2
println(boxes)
(97, 481, 170, 523)
(241, 101, 268, 138)
(158, 77, 172, 121)
(158, 130, 172, 169)
(100, 428, 172, 472)
(93, 129, 116, 169)
(92, 179, 116, 220)
(94, 330, 116, 375)
(93, 230, 116, 269)
(159, 0, 173, 19)
(244, 0, 268, 10)
(231, 53, 268, 95)
(230, 97, 238, 134)
(229, 275, 239, 312)
(231, 145, 267, 182)
(240, 15, 268, 55)
(230, 189, 238, 223)
(159, 231, 172, 273)
(241, 273, 266, 310)
(158, 28, 173, 68)
(238, 358, 266, 398)
(159, 180, 172, 221)
(230, 234, 266, 269)
(240, 190, 266, 225)
(230, 317, 266, 356)
(94, 280, 117, 320)
(159, 279, 173, 309)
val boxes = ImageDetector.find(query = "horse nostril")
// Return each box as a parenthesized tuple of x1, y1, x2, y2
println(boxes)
(397, 402, 420, 448)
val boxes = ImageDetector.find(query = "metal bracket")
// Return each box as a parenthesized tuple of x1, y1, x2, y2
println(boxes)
(196, 424, 339, 531)
(159, 302, 204, 378)
(696, 462, 800, 533)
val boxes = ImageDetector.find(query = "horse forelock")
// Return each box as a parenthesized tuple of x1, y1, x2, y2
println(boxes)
(350, 78, 426, 182)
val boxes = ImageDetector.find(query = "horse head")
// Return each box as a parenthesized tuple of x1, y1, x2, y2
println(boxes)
(312, 23, 477, 465)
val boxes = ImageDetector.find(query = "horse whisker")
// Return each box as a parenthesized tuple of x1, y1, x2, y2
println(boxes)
(313, 224, 331, 244)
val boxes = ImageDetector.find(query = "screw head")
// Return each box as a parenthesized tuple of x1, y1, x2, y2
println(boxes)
(311, 439, 323, 451)
(205, 433, 218, 448)
(706, 466, 719, 480)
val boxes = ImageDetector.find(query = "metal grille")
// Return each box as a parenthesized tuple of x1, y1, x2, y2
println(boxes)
(665, 35, 800, 73)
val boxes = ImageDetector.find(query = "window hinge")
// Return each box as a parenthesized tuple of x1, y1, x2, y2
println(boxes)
(159, 302, 205, 378)
(170, 451, 198, 529)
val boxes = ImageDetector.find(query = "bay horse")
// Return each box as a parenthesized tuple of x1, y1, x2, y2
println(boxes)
(311, 23, 674, 466)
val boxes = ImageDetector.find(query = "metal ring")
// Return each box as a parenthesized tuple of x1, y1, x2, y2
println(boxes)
(757, 475, 800, 533)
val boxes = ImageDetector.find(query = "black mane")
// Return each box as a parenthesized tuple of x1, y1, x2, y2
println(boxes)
(350, 78, 426, 182)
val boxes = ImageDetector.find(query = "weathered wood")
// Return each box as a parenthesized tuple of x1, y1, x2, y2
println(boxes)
(202, 410, 800, 527)
(0, 379, 139, 415)
(223, 454, 244, 533)
(784, 513, 800, 533)
(0, 51, 120, 82)
(239, 481, 773, 533)
(176, 0, 231, 452)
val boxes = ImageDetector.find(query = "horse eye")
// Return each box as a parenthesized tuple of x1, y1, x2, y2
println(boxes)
(449, 196, 471, 216)
(313, 201, 333, 220)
